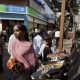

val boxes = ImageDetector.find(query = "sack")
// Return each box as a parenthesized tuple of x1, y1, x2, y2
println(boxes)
(12, 60, 24, 72)
(7, 58, 16, 70)
(7, 58, 24, 71)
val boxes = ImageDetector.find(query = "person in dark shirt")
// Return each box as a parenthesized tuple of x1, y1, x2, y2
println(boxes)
(30, 28, 38, 41)
(43, 46, 52, 62)
(42, 36, 52, 62)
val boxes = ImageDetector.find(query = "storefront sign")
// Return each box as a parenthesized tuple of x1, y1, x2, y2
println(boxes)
(6, 5, 26, 13)
(0, 4, 6, 12)
(26, 7, 48, 21)
(0, 4, 48, 22)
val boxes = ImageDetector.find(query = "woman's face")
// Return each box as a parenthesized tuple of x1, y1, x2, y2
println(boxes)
(13, 25, 24, 39)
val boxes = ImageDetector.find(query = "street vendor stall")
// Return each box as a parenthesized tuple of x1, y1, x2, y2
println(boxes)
(31, 52, 68, 79)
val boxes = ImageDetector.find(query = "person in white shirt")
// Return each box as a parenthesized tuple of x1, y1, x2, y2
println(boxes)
(8, 34, 16, 57)
(33, 31, 43, 56)
(55, 29, 60, 48)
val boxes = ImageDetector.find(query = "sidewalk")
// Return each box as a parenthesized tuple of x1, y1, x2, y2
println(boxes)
(53, 38, 72, 54)
(63, 39, 72, 54)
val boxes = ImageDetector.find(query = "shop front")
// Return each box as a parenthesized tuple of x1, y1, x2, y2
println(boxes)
(26, 7, 48, 33)
(0, 4, 49, 35)
(0, 4, 28, 35)
(0, 13, 27, 36)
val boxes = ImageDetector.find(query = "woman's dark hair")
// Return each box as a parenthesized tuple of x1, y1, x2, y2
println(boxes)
(44, 36, 52, 47)
(44, 36, 52, 42)
(15, 24, 29, 41)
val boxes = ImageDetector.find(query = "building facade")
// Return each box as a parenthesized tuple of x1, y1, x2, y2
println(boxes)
(0, 0, 54, 35)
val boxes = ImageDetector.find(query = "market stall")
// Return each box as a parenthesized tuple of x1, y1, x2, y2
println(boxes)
(31, 52, 68, 79)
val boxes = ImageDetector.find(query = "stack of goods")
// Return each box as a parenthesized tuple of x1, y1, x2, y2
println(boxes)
(38, 61, 64, 74)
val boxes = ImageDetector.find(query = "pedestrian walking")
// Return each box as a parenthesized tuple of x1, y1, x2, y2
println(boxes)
(55, 29, 60, 48)
(33, 31, 43, 56)
(7, 24, 38, 80)
(30, 28, 38, 41)
(8, 34, 16, 56)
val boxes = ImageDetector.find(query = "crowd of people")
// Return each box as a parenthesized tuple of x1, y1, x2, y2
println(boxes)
(6, 24, 61, 80)
(0, 23, 63, 80)
(0, 22, 78, 80)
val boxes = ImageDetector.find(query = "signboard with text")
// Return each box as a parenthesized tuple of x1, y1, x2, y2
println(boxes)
(6, 5, 26, 13)
(27, 7, 48, 21)
(0, 4, 6, 12)
(0, 4, 48, 22)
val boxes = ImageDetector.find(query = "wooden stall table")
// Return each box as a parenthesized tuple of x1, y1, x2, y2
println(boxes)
(47, 52, 69, 61)
(31, 59, 64, 80)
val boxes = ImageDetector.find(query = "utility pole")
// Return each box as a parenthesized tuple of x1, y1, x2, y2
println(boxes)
(58, 0, 66, 51)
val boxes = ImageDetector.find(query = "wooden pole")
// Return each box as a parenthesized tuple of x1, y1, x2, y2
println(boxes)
(58, 0, 65, 51)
